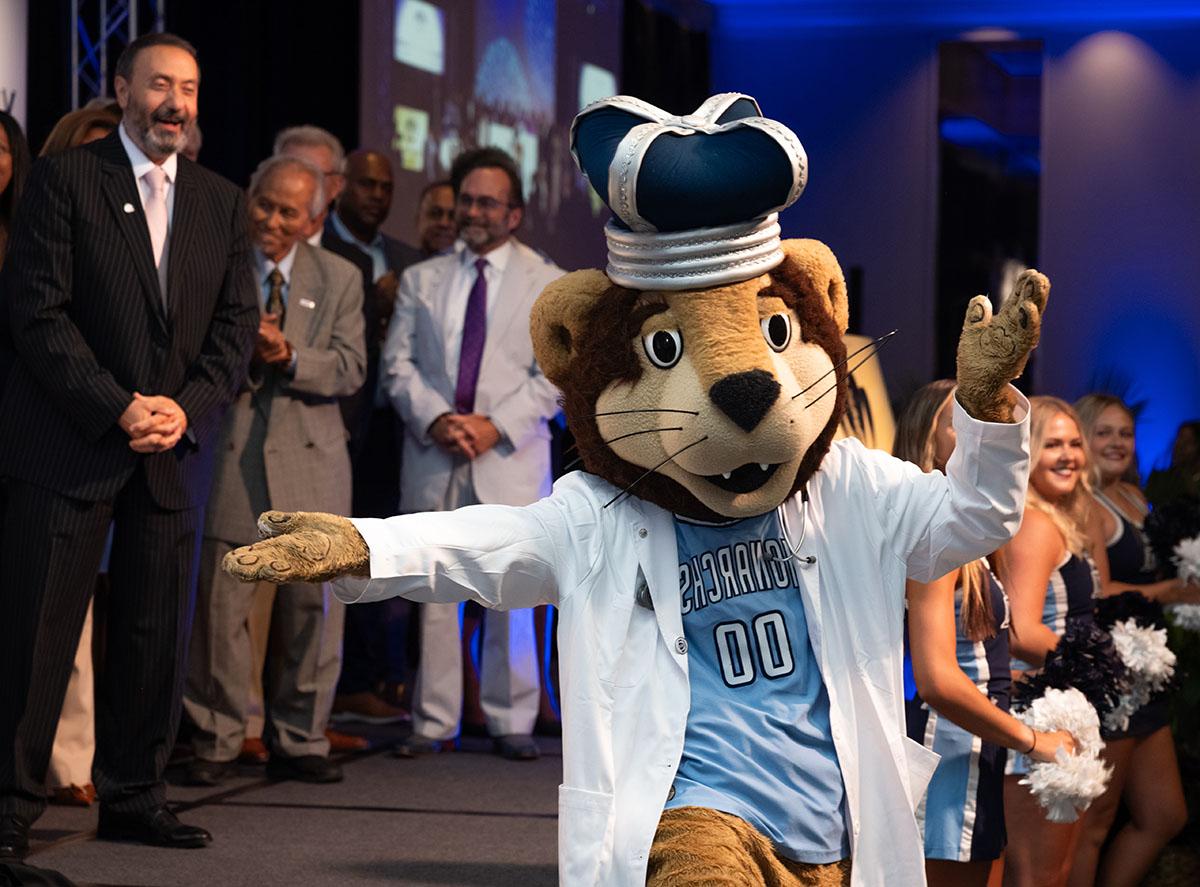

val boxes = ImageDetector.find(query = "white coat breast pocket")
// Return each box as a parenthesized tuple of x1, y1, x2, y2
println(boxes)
(599, 568, 659, 689)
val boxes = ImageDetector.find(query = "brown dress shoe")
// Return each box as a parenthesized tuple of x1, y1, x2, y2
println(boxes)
(330, 691, 410, 725)
(325, 729, 370, 753)
(239, 737, 269, 764)
(49, 783, 97, 806)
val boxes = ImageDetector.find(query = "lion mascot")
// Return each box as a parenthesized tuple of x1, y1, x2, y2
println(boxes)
(224, 94, 1047, 887)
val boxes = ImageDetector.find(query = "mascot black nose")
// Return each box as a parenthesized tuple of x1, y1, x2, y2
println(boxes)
(709, 370, 781, 433)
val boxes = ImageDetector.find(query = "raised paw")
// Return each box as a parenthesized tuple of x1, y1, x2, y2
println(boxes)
(956, 269, 1051, 422)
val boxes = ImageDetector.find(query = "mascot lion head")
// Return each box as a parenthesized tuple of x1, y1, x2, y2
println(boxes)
(531, 93, 850, 522)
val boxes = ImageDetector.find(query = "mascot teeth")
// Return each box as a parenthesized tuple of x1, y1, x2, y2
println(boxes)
(706, 463, 780, 494)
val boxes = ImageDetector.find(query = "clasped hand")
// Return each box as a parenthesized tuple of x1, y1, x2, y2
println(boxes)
(119, 392, 188, 453)
(255, 312, 292, 366)
(430, 413, 500, 460)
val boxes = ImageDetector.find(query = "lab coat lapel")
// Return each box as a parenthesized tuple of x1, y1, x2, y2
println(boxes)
(629, 498, 688, 676)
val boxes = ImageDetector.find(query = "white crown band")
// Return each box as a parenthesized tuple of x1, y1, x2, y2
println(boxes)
(604, 214, 784, 292)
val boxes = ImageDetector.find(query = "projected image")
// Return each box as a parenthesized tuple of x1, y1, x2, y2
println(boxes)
(362, 0, 622, 268)
(578, 62, 616, 111)
(577, 63, 617, 215)
(392, 105, 430, 172)
(394, 0, 445, 75)
(474, 0, 556, 122)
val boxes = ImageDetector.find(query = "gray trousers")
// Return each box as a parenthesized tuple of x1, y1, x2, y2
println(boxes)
(184, 537, 344, 761)
(411, 464, 541, 741)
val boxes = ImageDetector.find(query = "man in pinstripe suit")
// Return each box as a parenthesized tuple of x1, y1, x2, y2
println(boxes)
(0, 34, 257, 857)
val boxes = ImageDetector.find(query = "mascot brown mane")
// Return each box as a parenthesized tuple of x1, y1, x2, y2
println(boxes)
(532, 241, 848, 523)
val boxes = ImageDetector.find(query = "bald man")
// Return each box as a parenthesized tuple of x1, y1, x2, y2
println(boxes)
(325, 149, 422, 725)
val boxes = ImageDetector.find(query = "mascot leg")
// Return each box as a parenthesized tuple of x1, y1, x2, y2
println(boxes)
(647, 807, 850, 887)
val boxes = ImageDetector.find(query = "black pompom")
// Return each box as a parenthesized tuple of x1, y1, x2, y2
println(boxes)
(1144, 496, 1200, 578)
(1012, 618, 1128, 722)
(1095, 590, 1167, 631)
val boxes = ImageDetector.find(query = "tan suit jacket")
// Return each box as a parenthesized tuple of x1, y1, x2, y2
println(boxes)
(206, 242, 366, 543)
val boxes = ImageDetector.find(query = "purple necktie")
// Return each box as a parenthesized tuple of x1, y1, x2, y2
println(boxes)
(454, 257, 489, 414)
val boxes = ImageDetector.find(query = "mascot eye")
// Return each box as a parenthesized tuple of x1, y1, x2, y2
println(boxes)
(643, 329, 683, 369)
(761, 313, 792, 352)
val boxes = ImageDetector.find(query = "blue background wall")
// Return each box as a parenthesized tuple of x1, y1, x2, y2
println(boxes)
(709, 1, 1200, 473)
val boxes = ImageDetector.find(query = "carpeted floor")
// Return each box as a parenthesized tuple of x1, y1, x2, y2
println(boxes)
(20, 732, 560, 887)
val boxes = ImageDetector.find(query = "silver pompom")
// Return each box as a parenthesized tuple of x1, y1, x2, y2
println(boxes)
(1103, 618, 1177, 733)
(1014, 687, 1111, 822)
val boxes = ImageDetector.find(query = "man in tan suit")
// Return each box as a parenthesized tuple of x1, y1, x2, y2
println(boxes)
(183, 155, 365, 785)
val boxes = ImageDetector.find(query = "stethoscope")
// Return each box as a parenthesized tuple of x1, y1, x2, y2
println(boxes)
(773, 486, 816, 565)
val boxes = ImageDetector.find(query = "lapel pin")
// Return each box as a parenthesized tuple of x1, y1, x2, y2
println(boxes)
(122, 202, 135, 214)
(298, 298, 316, 309)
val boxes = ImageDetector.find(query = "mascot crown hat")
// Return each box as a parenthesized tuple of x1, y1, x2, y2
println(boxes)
(570, 92, 808, 292)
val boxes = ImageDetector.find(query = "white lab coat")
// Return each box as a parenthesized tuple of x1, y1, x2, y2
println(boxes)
(334, 392, 1030, 886)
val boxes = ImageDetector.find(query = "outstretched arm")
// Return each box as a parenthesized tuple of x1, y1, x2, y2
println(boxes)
(222, 477, 605, 609)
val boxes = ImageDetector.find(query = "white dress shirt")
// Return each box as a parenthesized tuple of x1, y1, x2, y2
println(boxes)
(119, 122, 178, 232)
(440, 239, 512, 389)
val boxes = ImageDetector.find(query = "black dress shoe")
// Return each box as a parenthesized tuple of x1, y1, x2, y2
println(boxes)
(493, 734, 540, 761)
(0, 813, 30, 860)
(265, 754, 343, 784)
(97, 806, 212, 849)
(185, 758, 235, 787)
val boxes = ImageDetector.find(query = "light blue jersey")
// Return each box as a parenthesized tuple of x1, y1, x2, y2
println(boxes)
(664, 511, 849, 864)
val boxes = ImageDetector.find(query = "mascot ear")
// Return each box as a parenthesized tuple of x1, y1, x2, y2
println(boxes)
(778, 239, 849, 334)
(531, 269, 613, 387)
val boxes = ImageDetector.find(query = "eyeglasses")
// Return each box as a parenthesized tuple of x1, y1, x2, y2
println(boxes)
(455, 193, 512, 213)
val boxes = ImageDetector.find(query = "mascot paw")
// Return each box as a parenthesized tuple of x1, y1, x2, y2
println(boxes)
(221, 511, 371, 583)
(956, 269, 1049, 422)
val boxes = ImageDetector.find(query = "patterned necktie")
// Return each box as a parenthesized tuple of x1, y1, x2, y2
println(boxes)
(266, 268, 285, 325)
(454, 257, 489, 414)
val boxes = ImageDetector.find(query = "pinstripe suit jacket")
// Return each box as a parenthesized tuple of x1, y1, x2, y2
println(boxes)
(0, 130, 258, 509)
(205, 243, 366, 544)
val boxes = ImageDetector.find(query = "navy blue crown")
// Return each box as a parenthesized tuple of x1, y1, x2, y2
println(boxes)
(570, 93, 807, 290)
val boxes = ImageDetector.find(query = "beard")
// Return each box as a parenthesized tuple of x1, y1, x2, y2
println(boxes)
(458, 221, 501, 252)
(128, 99, 190, 156)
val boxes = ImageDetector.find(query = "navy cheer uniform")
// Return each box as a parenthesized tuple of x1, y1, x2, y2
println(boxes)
(1007, 548, 1098, 773)
(1096, 490, 1169, 738)
(1010, 551, 1097, 673)
(906, 565, 1011, 861)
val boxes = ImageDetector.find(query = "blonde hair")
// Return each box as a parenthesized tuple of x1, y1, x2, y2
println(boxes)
(39, 107, 119, 157)
(1073, 392, 1140, 486)
(1028, 396, 1092, 557)
(894, 379, 995, 641)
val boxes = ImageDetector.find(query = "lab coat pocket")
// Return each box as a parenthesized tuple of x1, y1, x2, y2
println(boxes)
(559, 785, 614, 886)
(901, 735, 941, 811)
(600, 596, 658, 689)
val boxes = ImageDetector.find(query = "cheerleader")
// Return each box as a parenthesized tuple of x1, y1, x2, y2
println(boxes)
(896, 381, 1076, 887)
(998, 396, 1104, 887)
(1067, 394, 1196, 887)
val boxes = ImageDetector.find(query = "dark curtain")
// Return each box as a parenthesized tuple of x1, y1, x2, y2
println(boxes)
(24, 1, 361, 186)
(167, 0, 362, 188)
(24, 1, 71, 153)
(622, 0, 711, 114)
